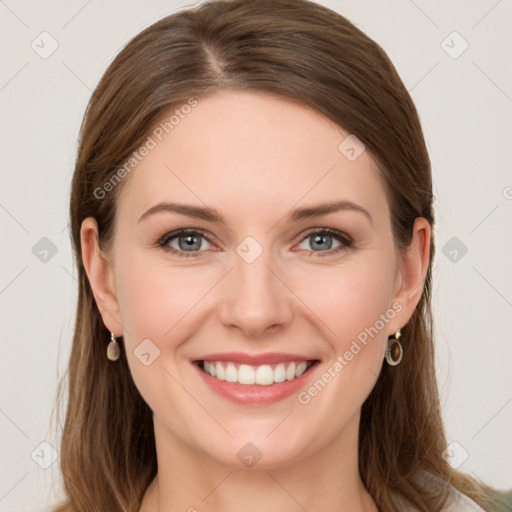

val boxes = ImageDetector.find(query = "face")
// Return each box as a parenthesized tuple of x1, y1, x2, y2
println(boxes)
(83, 89, 428, 470)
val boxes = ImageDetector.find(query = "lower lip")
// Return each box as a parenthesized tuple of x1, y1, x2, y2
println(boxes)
(192, 361, 320, 405)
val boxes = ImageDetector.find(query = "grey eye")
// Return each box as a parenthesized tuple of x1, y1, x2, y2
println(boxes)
(164, 232, 213, 253)
(298, 232, 341, 252)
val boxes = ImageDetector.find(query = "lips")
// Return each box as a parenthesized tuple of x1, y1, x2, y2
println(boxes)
(190, 352, 321, 405)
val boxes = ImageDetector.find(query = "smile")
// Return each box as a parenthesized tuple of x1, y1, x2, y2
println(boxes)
(198, 360, 317, 385)
(191, 352, 321, 405)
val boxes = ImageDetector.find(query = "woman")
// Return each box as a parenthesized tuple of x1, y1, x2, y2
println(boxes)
(51, 0, 508, 510)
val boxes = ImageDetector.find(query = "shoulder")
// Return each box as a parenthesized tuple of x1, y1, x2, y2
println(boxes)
(395, 470, 487, 512)
(421, 470, 486, 512)
(441, 485, 486, 511)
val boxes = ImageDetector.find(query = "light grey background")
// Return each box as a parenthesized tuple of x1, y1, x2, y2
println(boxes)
(1, 1, 511, 510)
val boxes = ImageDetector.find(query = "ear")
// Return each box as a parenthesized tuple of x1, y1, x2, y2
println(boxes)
(80, 217, 123, 335)
(389, 217, 431, 333)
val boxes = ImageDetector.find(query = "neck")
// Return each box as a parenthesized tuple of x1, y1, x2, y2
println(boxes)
(140, 411, 378, 512)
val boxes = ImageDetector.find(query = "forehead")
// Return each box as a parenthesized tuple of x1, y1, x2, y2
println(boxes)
(116, 90, 387, 227)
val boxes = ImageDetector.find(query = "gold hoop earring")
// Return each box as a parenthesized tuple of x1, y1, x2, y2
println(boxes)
(107, 332, 121, 361)
(385, 328, 403, 366)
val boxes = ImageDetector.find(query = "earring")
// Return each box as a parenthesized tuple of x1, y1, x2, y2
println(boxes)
(107, 332, 120, 361)
(385, 328, 403, 366)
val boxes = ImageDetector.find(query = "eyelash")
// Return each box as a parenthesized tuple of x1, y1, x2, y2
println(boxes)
(156, 228, 354, 258)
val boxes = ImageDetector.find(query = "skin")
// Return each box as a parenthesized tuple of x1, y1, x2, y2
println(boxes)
(81, 90, 430, 512)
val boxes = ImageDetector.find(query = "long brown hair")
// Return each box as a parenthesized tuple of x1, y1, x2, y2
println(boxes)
(51, 0, 501, 510)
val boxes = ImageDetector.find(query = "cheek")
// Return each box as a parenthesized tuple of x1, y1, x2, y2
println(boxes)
(115, 250, 211, 335)
(291, 255, 396, 347)
(291, 261, 396, 419)
(337, 269, 396, 343)
(113, 255, 210, 408)
(112, 251, 235, 400)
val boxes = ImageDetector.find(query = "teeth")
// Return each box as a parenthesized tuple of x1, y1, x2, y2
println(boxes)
(225, 363, 237, 383)
(200, 360, 313, 385)
(255, 365, 274, 385)
(286, 362, 296, 381)
(274, 363, 287, 383)
(239, 364, 255, 385)
(215, 362, 225, 380)
(296, 361, 308, 377)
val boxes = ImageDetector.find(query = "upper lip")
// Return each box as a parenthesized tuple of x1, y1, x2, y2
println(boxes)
(191, 352, 319, 365)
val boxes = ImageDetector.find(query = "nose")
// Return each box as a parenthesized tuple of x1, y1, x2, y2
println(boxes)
(217, 242, 293, 339)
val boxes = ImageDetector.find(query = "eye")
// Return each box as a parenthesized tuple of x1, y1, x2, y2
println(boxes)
(295, 229, 353, 256)
(158, 229, 214, 257)
(157, 227, 353, 258)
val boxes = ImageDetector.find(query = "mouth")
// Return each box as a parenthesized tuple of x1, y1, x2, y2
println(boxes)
(194, 359, 320, 386)
(190, 352, 322, 405)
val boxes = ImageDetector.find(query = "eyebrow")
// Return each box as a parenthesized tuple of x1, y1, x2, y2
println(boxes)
(138, 200, 373, 225)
